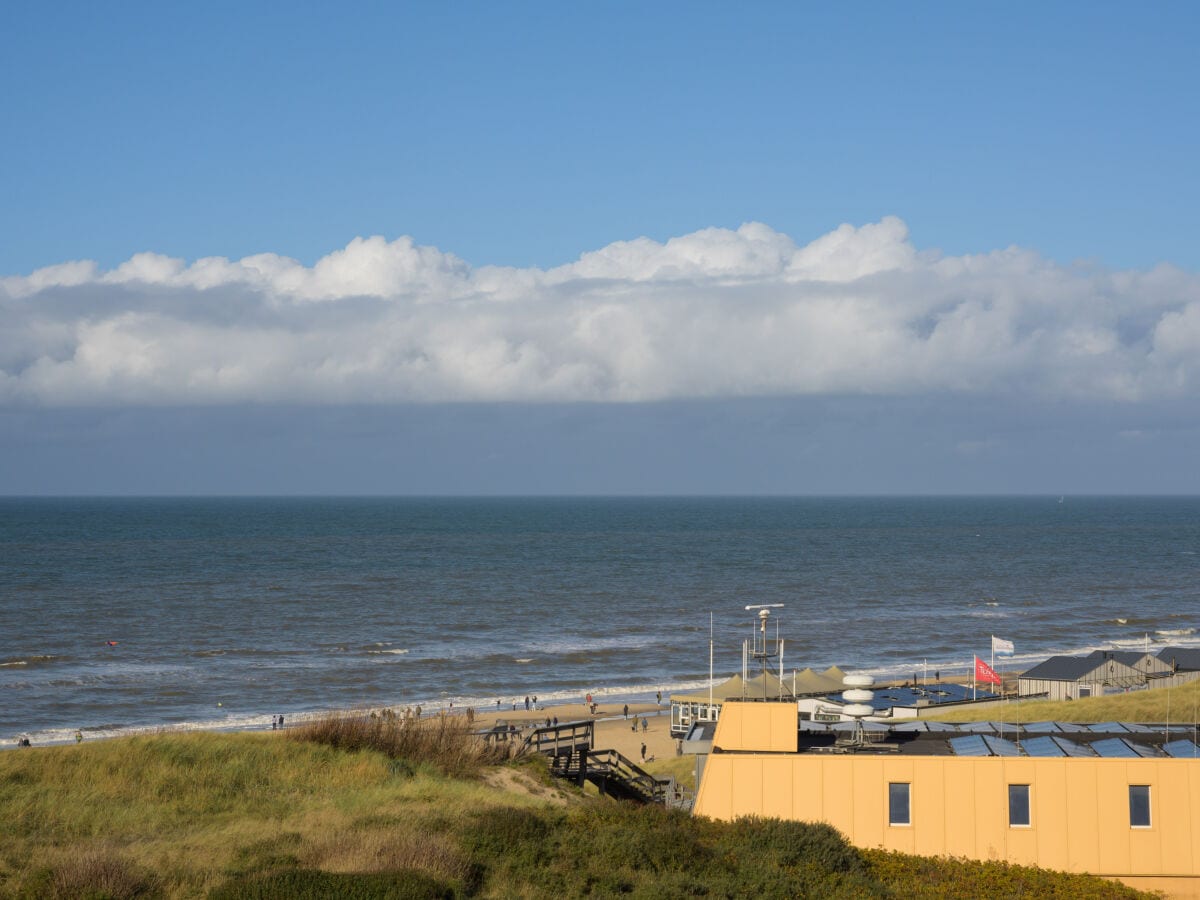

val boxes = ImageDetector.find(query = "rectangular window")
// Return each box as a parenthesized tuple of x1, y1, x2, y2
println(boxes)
(1129, 785, 1151, 828)
(1008, 784, 1031, 827)
(888, 782, 911, 826)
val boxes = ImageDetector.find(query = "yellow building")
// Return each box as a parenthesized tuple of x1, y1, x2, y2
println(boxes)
(693, 701, 1200, 898)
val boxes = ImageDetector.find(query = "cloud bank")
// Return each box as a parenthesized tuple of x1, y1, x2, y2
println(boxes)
(3, 217, 1199, 407)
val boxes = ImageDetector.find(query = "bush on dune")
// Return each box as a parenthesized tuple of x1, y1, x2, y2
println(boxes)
(290, 712, 512, 778)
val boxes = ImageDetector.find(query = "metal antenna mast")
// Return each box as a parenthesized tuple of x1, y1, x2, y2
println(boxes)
(744, 604, 784, 698)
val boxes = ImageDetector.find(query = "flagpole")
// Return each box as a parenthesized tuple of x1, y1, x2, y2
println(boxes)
(708, 612, 713, 719)
(972, 655, 976, 700)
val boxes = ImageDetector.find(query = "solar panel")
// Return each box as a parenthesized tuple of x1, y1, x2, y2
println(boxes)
(949, 735, 990, 756)
(983, 736, 1021, 757)
(1088, 722, 1129, 733)
(1163, 740, 1200, 758)
(1128, 741, 1160, 758)
(1121, 723, 1155, 733)
(957, 721, 998, 733)
(1091, 738, 1139, 758)
(1021, 736, 1065, 757)
(1055, 737, 1095, 758)
(891, 721, 928, 732)
(798, 720, 829, 732)
(1023, 721, 1060, 733)
(1054, 722, 1092, 733)
(992, 723, 1023, 738)
(922, 721, 958, 732)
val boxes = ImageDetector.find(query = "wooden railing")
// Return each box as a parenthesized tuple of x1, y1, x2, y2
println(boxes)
(518, 721, 692, 809)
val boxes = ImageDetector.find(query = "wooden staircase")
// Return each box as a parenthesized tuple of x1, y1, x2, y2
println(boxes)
(521, 720, 691, 808)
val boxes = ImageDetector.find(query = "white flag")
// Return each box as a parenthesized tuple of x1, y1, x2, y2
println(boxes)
(992, 635, 1015, 655)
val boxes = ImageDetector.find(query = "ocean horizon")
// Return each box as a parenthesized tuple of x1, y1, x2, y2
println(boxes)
(3, 495, 1198, 746)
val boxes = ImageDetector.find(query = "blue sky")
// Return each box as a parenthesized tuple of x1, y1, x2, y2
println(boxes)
(2, 3, 1199, 494)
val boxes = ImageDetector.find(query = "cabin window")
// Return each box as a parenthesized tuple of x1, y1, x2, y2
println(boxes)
(888, 782, 910, 826)
(1129, 785, 1151, 828)
(1008, 784, 1030, 827)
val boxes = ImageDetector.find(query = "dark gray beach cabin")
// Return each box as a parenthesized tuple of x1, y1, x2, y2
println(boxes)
(1017, 655, 1145, 701)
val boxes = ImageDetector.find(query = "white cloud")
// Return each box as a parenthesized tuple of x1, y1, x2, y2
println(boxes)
(2, 217, 1199, 406)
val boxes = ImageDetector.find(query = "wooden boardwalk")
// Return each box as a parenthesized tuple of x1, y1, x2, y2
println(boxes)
(519, 720, 691, 808)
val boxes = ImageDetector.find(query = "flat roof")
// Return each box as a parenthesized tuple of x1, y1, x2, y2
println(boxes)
(823, 683, 998, 709)
(789, 721, 1199, 759)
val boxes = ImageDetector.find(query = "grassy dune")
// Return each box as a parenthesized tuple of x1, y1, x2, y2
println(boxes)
(931, 675, 1200, 724)
(0, 716, 1152, 899)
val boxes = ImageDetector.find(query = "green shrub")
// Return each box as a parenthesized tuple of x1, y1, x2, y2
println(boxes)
(461, 805, 559, 868)
(717, 817, 866, 874)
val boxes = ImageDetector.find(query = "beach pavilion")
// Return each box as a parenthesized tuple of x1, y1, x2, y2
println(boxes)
(1018, 651, 1200, 701)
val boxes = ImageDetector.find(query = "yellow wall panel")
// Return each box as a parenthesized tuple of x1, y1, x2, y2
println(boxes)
(695, 756, 732, 821)
(1000, 759, 1039, 867)
(972, 760, 1006, 860)
(942, 760, 978, 858)
(1065, 763, 1101, 872)
(710, 701, 798, 752)
(761, 757, 794, 820)
(880, 759, 915, 853)
(821, 758, 855, 837)
(1128, 763, 1166, 878)
(1155, 763, 1194, 876)
(1031, 760, 1068, 870)
(1096, 761, 1133, 874)
(911, 757, 945, 856)
(854, 758, 885, 849)
(792, 757, 823, 822)
(729, 758, 764, 819)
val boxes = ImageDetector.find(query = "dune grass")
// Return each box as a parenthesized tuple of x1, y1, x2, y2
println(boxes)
(930, 675, 1200, 724)
(0, 720, 1154, 899)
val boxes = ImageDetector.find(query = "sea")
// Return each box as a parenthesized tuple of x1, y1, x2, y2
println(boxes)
(2, 496, 1198, 746)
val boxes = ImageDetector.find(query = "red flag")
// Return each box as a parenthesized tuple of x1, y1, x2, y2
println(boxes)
(975, 656, 1001, 685)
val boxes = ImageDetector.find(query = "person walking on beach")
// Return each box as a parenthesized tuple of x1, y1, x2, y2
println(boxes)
(75, 730, 82, 743)
(640, 742, 647, 763)
(641, 717, 648, 733)
(623, 704, 628, 719)
(631, 715, 638, 732)
(656, 691, 662, 705)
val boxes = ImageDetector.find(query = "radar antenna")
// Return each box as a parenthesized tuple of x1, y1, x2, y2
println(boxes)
(742, 604, 785, 698)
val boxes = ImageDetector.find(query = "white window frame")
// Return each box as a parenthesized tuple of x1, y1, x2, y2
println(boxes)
(1008, 783, 1031, 828)
(888, 781, 911, 827)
